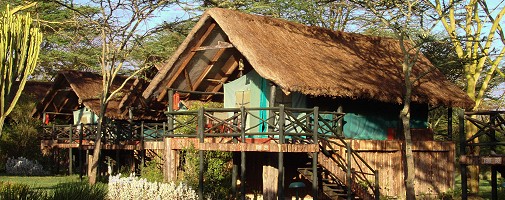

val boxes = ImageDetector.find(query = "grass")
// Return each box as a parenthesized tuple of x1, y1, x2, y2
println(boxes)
(0, 174, 82, 192)
(454, 172, 505, 199)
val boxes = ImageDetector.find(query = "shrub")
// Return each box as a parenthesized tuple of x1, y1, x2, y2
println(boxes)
(141, 160, 163, 182)
(0, 182, 47, 200)
(108, 174, 198, 200)
(5, 157, 48, 176)
(180, 146, 232, 199)
(51, 182, 107, 200)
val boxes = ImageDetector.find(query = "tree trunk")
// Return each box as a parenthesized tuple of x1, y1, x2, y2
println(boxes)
(88, 100, 107, 184)
(402, 102, 416, 200)
(466, 119, 479, 194)
(466, 79, 479, 194)
(401, 61, 416, 200)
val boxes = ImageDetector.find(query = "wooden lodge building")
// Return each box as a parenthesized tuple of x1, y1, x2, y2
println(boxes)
(33, 8, 486, 200)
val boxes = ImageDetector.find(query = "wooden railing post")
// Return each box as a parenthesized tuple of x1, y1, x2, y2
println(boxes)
(79, 123, 83, 181)
(140, 121, 145, 171)
(459, 109, 467, 200)
(278, 104, 285, 200)
(69, 124, 73, 175)
(240, 106, 246, 200)
(312, 106, 319, 200)
(52, 123, 56, 140)
(198, 107, 205, 200)
(346, 142, 352, 200)
(168, 89, 174, 136)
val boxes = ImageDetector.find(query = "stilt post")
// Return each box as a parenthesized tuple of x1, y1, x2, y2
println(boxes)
(198, 107, 205, 200)
(312, 106, 319, 200)
(69, 124, 73, 175)
(459, 109, 467, 200)
(278, 104, 285, 200)
(79, 123, 83, 181)
(240, 106, 246, 200)
(346, 142, 352, 200)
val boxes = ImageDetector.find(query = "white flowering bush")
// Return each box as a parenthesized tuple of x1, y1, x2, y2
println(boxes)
(5, 157, 48, 176)
(108, 174, 198, 200)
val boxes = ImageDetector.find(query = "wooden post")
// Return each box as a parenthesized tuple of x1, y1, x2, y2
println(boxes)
(459, 109, 467, 200)
(69, 124, 73, 175)
(491, 166, 497, 200)
(79, 123, 83, 181)
(163, 137, 175, 182)
(240, 106, 246, 200)
(232, 152, 238, 198)
(129, 107, 133, 139)
(447, 107, 453, 140)
(491, 113, 497, 200)
(337, 105, 343, 137)
(268, 83, 276, 132)
(198, 107, 205, 200)
(312, 107, 319, 200)
(346, 142, 352, 200)
(278, 104, 285, 200)
(87, 149, 93, 176)
(141, 121, 145, 170)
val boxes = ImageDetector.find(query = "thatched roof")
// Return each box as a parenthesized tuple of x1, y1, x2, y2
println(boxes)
(32, 70, 165, 121)
(143, 8, 474, 109)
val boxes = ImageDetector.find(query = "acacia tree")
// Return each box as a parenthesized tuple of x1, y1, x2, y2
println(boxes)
(55, 0, 177, 184)
(427, 0, 505, 193)
(351, 1, 439, 199)
(1, 0, 101, 79)
(0, 3, 42, 136)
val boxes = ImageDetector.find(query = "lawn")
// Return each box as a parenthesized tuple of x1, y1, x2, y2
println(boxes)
(0, 174, 83, 191)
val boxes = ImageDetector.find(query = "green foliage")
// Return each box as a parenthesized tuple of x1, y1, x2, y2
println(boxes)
(179, 146, 233, 199)
(0, 182, 47, 200)
(0, 0, 101, 79)
(51, 182, 107, 200)
(141, 160, 164, 183)
(176, 101, 223, 135)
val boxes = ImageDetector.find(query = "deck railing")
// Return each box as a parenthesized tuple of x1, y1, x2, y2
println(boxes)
(461, 110, 505, 153)
(41, 105, 379, 199)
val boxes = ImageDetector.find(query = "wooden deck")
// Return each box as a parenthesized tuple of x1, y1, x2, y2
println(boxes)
(41, 137, 318, 152)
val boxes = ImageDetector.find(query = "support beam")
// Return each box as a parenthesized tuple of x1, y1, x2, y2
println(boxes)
(198, 108, 205, 200)
(232, 152, 238, 198)
(459, 109, 468, 200)
(193, 41, 233, 51)
(192, 47, 228, 91)
(312, 107, 319, 200)
(491, 166, 497, 200)
(157, 23, 217, 102)
(278, 105, 285, 200)
(206, 52, 241, 96)
(184, 69, 193, 91)
(69, 124, 73, 175)
(263, 154, 278, 200)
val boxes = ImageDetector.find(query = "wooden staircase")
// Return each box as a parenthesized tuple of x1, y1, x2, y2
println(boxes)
(297, 141, 378, 200)
(297, 166, 353, 199)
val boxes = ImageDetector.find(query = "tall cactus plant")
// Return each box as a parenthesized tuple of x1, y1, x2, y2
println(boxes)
(0, 3, 42, 136)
